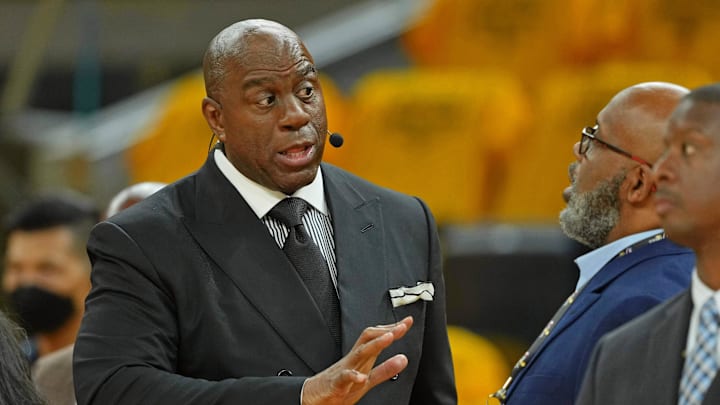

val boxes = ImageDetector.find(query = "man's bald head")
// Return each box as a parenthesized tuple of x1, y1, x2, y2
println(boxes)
(600, 82, 689, 165)
(561, 82, 689, 247)
(202, 19, 310, 100)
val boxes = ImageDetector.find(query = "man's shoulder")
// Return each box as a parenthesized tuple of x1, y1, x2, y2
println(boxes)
(600, 290, 687, 347)
(321, 162, 419, 203)
(32, 344, 74, 378)
(599, 239, 694, 295)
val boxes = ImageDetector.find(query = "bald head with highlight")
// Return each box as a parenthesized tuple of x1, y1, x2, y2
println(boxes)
(599, 82, 689, 165)
(203, 19, 311, 100)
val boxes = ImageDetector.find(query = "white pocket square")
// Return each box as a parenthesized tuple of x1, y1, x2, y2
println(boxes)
(388, 281, 435, 308)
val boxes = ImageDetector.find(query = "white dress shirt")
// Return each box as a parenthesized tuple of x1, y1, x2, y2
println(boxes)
(213, 149, 337, 286)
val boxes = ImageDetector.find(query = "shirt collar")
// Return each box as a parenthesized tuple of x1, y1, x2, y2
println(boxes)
(691, 268, 720, 310)
(213, 149, 328, 219)
(574, 228, 664, 291)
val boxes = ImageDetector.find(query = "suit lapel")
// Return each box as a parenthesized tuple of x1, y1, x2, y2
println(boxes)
(647, 290, 691, 403)
(322, 164, 392, 354)
(516, 239, 683, 379)
(180, 155, 337, 372)
(703, 375, 720, 405)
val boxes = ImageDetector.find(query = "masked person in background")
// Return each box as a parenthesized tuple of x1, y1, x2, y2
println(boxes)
(2, 192, 100, 405)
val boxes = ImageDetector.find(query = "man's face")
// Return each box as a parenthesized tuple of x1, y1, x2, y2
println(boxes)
(204, 29, 328, 195)
(654, 99, 720, 247)
(3, 226, 91, 317)
(560, 167, 625, 249)
(559, 106, 632, 248)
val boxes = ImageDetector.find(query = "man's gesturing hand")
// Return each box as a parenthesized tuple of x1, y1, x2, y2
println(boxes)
(302, 316, 414, 405)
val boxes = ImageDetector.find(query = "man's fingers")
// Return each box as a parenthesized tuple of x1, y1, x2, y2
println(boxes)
(367, 354, 409, 388)
(302, 318, 414, 404)
(341, 316, 413, 373)
(329, 355, 409, 399)
(352, 316, 413, 348)
(347, 331, 395, 368)
(373, 316, 414, 330)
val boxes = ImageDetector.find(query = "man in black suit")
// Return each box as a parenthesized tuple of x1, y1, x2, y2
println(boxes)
(577, 83, 720, 405)
(73, 19, 456, 405)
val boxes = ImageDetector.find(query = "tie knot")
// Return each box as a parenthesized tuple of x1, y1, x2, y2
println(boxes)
(269, 197, 309, 227)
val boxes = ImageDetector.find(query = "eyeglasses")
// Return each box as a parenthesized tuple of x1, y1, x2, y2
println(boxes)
(580, 125, 653, 168)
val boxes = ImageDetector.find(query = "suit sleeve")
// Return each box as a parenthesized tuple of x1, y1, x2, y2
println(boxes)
(73, 221, 305, 405)
(408, 198, 457, 404)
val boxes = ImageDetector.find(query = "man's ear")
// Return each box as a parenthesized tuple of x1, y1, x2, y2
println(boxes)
(202, 96, 225, 142)
(626, 165, 655, 204)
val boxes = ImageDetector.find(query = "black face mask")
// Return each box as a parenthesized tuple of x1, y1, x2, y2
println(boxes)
(8, 286, 74, 335)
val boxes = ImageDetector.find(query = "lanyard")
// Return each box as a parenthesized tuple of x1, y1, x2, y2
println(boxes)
(488, 232, 667, 404)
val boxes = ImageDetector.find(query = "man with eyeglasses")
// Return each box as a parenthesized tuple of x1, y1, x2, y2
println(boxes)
(489, 82, 695, 405)
(577, 82, 720, 405)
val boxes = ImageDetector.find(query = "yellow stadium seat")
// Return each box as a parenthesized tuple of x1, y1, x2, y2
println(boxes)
(127, 72, 209, 184)
(342, 68, 530, 224)
(447, 325, 511, 404)
(317, 74, 351, 169)
(492, 62, 713, 223)
(402, 0, 564, 79)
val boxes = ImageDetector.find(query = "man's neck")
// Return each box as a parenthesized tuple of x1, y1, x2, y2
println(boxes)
(696, 246, 720, 291)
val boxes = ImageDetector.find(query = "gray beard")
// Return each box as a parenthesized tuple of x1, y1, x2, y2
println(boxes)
(559, 172, 625, 249)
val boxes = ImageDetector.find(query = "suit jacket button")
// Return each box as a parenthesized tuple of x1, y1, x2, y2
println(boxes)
(390, 373, 399, 381)
(277, 369, 293, 377)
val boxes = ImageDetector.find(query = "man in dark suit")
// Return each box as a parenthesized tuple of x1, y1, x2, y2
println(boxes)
(491, 82, 695, 405)
(73, 19, 456, 405)
(577, 83, 720, 405)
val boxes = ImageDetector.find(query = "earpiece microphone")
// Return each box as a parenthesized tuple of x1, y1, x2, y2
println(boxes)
(327, 130, 344, 148)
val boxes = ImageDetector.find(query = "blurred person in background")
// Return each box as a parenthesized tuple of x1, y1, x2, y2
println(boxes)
(103, 181, 166, 219)
(490, 82, 695, 405)
(577, 82, 720, 405)
(0, 309, 46, 405)
(73, 18, 455, 405)
(2, 192, 99, 405)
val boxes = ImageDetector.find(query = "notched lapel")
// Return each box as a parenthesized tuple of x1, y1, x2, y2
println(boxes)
(323, 168, 393, 354)
(180, 158, 338, 372)
(515, 289, 601, 380)
(548, 290, 601, 342)
(649, 291, 691, 403)
(703, 375, 720, 405)
(182, 217, 338, 372)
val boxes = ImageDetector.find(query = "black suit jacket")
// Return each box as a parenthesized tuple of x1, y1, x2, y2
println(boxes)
(73, 154, 456, 404)
(577, 289, 720, 405)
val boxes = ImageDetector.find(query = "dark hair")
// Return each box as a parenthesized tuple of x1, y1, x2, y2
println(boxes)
(0, 310, 46, 405)
(686, 82, 720, 104)
(4, 193, 100, 256)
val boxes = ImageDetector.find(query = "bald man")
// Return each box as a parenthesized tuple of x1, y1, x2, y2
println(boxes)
(489, 82, 695, 405)
(104, 182, 166, 219)
(577, 82, 720, 405)
(73, 19, 455, 405)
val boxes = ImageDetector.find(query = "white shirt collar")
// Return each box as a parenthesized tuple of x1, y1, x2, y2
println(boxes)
(574, 228, 664, 291)
(690, 269, 717, 310)
(213, 149, 328, 219)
